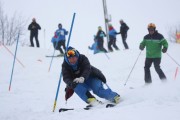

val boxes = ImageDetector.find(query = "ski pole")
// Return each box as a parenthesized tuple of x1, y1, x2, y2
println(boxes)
(53, 13, 76, 112)
(3, 45, 25, 68)
(104, 52, 110, 60)
(48, 43, 58, 72)
(104, 83, 110, 89)
(9, 31, 20, 91)
(124, 51, 142, 86)
(166, 53, 180, 67)
(44, 29, 46, 48)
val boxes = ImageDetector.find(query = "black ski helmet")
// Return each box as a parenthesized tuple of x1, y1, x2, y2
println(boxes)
(58, 23, 62, 28)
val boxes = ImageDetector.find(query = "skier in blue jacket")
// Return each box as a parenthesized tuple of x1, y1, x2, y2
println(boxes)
(62, 46, 120, 106)
(108, 24, 119, 52)
(88, 35, 100, 54)
(51, 23, 68, 55)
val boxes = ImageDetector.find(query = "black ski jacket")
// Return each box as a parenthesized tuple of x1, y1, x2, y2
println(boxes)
(120, 22, 129, 35)
(28, 22, 41, 35)
(96, 30, 106, 41)
(62, 54, 106, 87)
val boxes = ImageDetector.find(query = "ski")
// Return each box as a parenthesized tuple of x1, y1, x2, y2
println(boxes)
(59, 107, 90, 112)
(46, 55, 64, 57)
(59, 103, 116, 113)
(46, 55, 59, 57)
(59, 108, 74, 112)
(85, 103, 116, 109)
(106, 103, 116, 108)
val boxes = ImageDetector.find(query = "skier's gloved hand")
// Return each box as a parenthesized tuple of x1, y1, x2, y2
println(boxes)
(73, 77, 85, 83)
(68, 82, 77, 89)
(139, 45, 144, 50)
(162, 47, 167, 53)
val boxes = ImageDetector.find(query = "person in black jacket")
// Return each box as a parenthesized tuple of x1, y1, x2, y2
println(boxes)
(62, 46, 120, 106)
(96, 26, 108, 53)
(119, 19, 129, 49)
(28, 18, 41, 47)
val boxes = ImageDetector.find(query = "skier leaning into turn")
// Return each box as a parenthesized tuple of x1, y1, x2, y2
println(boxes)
(62, 46, 120, 106)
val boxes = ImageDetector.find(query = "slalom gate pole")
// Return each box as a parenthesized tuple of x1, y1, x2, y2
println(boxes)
(9, 32, 20, 91)
(174, 67, 179, 80)
(53, 13, 76, 112)
(166, 53, 180, 67)
(166, 53, 180, 80)
(124, 51, 142, 86)
(3, 45, 25, 68)
(65, 14, 76, 50)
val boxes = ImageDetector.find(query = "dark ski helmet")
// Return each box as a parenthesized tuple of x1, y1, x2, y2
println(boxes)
(58, 23, 62, 28)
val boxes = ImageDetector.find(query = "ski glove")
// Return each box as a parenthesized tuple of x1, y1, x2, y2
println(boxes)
(73, 77, 85, 83)
(68, 82, 77, 89)
(139, 45, 144, 50)
(162, 47, 167, 53)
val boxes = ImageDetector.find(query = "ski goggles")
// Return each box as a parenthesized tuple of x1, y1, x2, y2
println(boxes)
(148, 28, 155, 31)
(66, 49, 76, 58)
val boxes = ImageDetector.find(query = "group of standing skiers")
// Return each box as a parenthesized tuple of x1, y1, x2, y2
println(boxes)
(89, 19, 129, 54)
(28, 18, 68, 56)
(27, 18, 129, 54)
(28, 18, 168, 107)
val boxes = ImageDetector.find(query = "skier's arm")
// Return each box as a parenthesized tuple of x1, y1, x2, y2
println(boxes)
(37, 24, 41, 30)
(62, 63, 75, 87)
(28, 24, 32, 30)
(65, 29, 68, 35)
(80, 56, 91, 80)
(161, 38, 168, 53)
(139, 40, 146, 50)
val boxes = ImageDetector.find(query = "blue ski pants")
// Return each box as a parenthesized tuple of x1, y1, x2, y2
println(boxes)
(74, 77, 118, 103)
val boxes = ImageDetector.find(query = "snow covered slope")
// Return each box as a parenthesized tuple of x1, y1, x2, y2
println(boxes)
(0, 43, 180, 120)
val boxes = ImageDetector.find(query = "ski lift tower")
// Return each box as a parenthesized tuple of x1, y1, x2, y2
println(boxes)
(102, 0, 111, 46)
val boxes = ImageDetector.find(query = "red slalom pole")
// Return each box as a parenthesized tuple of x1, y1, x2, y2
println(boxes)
(3, 45, 25, 68)
(174, 67, 179, 80)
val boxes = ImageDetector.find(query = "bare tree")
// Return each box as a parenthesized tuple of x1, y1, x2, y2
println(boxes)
(0, 2, 7, 44)
(0, 1, 28, 46)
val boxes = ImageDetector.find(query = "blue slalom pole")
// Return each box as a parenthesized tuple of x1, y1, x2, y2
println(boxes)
(65, 13, 76, 51)
(9, 32, 20, 91)
(53, 13, 76, 112)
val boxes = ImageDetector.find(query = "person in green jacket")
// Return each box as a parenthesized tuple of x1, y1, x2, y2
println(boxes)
(139, 23, 168, 83)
